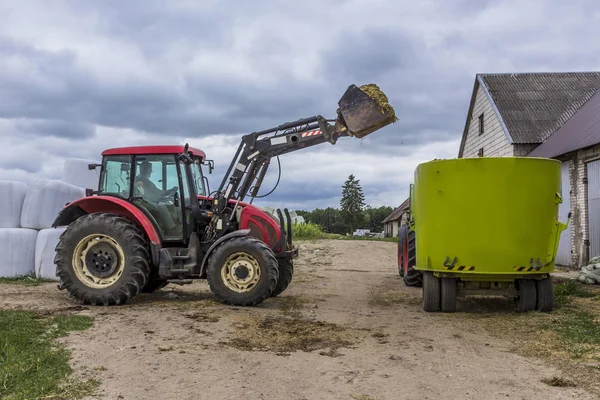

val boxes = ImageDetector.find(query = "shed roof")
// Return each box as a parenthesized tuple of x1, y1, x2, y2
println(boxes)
(382, 198, 409, 223)
(481, 72, 600, 144)
(459, 72, 600, 157)
(528, 88, 600, 158)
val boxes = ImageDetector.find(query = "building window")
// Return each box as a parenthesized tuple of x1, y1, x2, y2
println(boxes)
(478, 113, 484, 135)
(478, 148, 484, 157)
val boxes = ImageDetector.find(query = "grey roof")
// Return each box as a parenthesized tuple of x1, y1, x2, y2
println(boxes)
(382, 198, 409, 223)
(480, 72, 600, 144)
(528, 88, 600, 158)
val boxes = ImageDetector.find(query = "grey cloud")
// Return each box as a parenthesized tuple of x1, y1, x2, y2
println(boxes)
(15, 119, 96, 139)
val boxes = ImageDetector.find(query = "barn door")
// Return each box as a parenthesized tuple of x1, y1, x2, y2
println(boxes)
(556, 162, 572, 266)
(587, 160, 600, 260)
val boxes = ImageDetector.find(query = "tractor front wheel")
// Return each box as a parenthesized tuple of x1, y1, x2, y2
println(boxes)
(54, 213, 151, 306)
(206, 236, 279, 306)
(271, 259, 293, 297)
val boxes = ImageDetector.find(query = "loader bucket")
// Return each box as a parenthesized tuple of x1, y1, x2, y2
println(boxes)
(336, 84, 398, 138)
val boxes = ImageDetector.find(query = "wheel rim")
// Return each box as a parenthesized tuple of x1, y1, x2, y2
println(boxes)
(72, 234, 125, 289)
(220, 252, 261, 293)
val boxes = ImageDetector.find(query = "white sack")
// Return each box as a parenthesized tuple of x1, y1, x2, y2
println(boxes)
(0, 181, 28, 228)
(61, 158, 101, 189)
(34, 227, 66, 281)
(21, 179, 85, 230)
(0, 228, 38, 278)
(577, 256, 600, 284)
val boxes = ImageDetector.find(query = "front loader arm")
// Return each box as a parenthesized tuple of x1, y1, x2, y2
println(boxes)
(217, 115, 347, 206)
(201, 83, 397, 241)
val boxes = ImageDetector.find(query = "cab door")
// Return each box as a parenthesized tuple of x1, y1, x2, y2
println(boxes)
(131, 154, 185, 242)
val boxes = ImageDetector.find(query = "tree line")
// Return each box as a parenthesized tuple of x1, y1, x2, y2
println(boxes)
(296, 174, 394, 235)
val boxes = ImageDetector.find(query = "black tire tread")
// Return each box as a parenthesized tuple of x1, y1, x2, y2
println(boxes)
(54, 212, 151, 306)
(440, 278, 457, 313)
(403, 229, 422, 287)
(271, 259, 293, 297)
(515, 279, 537, 313)
(535, 275, 554, 312)
(422, 271, 441, 312)
(206, 236, 278, 307)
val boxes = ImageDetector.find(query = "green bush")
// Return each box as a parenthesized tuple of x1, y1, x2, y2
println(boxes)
(291, 222, 338, 240)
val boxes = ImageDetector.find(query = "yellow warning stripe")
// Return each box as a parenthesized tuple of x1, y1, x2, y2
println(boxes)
(444, 265, 475, 271)
(513, 266, 542, 272)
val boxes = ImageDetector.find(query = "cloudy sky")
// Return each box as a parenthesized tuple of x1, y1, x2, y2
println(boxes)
(1, 0, 599, 211)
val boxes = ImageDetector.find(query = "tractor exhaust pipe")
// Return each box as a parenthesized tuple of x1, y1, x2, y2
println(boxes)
(335, 84, 397, 138)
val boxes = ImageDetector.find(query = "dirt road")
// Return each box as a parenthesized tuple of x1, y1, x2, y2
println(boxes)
(0, 240, 596, 400)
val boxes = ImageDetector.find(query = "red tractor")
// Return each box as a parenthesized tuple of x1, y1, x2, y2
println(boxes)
(51, 84, 397, 307)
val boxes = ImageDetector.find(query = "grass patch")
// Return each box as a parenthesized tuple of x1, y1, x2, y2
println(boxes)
(292, 223, 338, 240)
(338, 236, 398, 243)
(555, 280, 595, 306)
(291, 222, 397, 242)
(461, 279, 600, 395)
(0, 274, 54, 286)
(0, 310, 97, 400)
(543, 308, 600, 359)
(225, 314, 364, 354)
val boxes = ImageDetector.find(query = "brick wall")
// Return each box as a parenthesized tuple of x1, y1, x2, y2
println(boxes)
(462, 84, 513, 158)
(571, 144, 600, 267)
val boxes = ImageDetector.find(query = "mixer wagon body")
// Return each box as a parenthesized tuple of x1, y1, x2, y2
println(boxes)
(407, 157, 570, 313)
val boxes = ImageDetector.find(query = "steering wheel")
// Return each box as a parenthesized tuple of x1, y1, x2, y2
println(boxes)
(161, 187, 178, 199)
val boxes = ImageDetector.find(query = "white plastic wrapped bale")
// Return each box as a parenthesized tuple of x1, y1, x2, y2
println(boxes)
(0, 181, 29, 228)
(61, 158, 101, 189)
(0, 228, 38, 277)
(20, 179, 85, 230)
(34, 227, 66, 281)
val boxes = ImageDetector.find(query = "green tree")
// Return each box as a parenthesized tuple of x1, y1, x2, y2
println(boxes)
(340, 174, 366, 233)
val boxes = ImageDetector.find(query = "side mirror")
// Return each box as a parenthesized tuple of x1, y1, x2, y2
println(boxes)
(204, 159, 214, 174)
(88, 163, 100, 170)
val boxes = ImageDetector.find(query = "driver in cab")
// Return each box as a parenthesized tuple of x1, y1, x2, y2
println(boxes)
(135, 161, 177, 202)
(134, 161, 181, 237)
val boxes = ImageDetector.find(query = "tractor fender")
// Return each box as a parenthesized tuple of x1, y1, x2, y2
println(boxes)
(52, 196, 162, 245)
(199, 229, 251, 276)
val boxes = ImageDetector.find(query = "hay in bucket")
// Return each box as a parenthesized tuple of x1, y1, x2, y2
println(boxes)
(359, 84, 397, 121)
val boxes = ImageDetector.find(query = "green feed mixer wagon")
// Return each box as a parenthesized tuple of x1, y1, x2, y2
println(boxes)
(398, 157, 570, 313)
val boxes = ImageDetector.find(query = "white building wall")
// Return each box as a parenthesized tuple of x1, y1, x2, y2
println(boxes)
(462, 85, 513, 158)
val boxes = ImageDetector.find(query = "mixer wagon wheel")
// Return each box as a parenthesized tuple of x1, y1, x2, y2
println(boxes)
(440, 278, 457, 312)
(535, 275, 554, 312)
(514, 279, 537, 312)
(403, 229, 422, 287)
(422, 272, 440, 312)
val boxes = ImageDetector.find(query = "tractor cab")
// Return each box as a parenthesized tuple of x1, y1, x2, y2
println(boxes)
(96, 145, 211, 243)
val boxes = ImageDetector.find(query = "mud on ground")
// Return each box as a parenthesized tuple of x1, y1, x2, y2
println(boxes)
(1, 240, 598, 400)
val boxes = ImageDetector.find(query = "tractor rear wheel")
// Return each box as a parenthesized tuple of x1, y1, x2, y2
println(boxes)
(206, 236, 279, 306)
(54, 213, 151, 306)
(514, 279, 537, 312)
(271, 259, 293, 297)
(422, 271, 440, 312)
(403, 228, 422, 287)
(535, 275, 554, 312)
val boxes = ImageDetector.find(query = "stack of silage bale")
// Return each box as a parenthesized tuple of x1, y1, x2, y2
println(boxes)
(0, 158, 100, 281)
